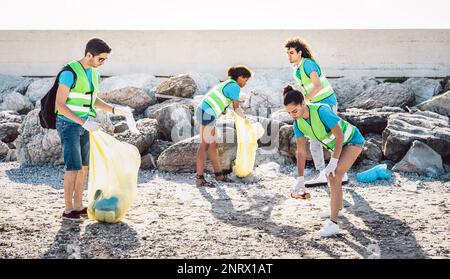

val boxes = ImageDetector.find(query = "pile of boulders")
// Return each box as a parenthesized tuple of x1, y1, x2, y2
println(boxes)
(1, 71, 448, 178)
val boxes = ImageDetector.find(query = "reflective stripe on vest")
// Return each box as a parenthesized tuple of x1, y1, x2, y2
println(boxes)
(57, 60, 99, 118)
(202, 79, 236, 117)
(293, 58, 335, 103)
(321, 121, 356, 146)
(295, 104, 355, 151)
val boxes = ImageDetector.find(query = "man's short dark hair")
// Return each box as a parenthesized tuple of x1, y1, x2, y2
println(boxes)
(85, 38, 112, 56)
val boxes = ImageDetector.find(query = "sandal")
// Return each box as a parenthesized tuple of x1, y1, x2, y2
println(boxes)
(290, 192, 311, 200)
(195, 174, 215, 188)
(214, 171, 234, 183)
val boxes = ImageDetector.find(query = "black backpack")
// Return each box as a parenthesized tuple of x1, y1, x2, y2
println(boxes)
(38, 65, 77, 129)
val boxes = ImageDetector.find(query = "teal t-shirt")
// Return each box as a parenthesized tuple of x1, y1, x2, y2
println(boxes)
(295, 59, 337, 107)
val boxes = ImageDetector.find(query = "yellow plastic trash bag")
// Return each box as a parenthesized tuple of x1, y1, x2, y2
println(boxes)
(87, 131, 141, 223)
(233, 113, 264, 178)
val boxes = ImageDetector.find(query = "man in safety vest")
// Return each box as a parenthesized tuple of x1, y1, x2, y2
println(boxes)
(55, 38, 132, 221)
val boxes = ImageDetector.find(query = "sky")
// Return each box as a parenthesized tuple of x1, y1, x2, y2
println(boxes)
(1, 0, 450, 29)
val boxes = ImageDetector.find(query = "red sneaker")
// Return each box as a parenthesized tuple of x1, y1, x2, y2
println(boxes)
(62, 211, 81, 221)
(73, 207, 88, 216)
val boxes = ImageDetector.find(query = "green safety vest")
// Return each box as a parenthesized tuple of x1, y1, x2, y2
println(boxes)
(293, 58, 334, 103)
(295, 104, 356, 151)
(56, 60, 99, 118)
(203, 79, 236, 117)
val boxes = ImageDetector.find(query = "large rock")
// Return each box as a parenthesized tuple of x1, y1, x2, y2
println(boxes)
(0, 111, 22, 143)
(393, 140, 445, 176)
(114, 118, 159, 154)
(0, 92, 34, 114)
(145, 98, 197, 118)
(332, 77, 380, 111)
(145, 101, 192, 142)
(148, 139, 173, 159)
(354, 83, 415, 110)
(279, 125, 298, 159)
(0, 141, 9, 159)
(15, 110, 63, 166)
(157, 127, 237, 173)
(240, 69, 290, 116)
(0, 74, 32, 95)
(113, 121, 129, 134)
(140, 140, 174, 170)
(338, 107, 403, 135)
(442, 76, 450, 93)
(156, 74, 197, 98)
(278, 125, 330, 162)
(242, 88, 283, 116)
(403, 77, 442, 104)
(25, 78, 54, 104)
(239, 70, 286, 118)
(5, 149, 17, 162)
(270, 109, 293, 124)
(99, 74, 158, 112)
(187, 72, 220, 96)
(243, 69, 291, 97)
(382, 111, 450, 163)
(140, 154, 156, 170)
(0, 122, 21, 143)
(416, 90, 450, 117)
(358, 139, 383, 163)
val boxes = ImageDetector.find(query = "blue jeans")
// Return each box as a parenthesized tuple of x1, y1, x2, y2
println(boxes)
(56, 118, 90, 171)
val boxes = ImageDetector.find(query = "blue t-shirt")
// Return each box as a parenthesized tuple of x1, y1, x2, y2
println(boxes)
(293, 105, 365, 146)
(200, 81, 241, 115)
(57, 68, 95, 123)
(294, 105, 339, 139)
(295, 59, 337, 107)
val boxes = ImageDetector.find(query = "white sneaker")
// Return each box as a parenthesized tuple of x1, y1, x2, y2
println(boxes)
(306, 171, 348, 186)
(319, 219, 340, 237)
(305, 170, 328, 186)
(319, 209, 343, 219)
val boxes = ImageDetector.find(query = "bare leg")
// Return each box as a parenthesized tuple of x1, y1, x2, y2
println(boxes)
(63, 171, 78, 212)
(196, 125, 215, 186)
(74, 166, 88, 210)
(206, 127, 222, 173)
(196, 125, 214, 175)
(328, 145, 363, 222)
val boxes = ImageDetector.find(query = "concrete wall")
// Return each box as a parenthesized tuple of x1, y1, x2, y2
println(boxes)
(0, 30, 449, 78)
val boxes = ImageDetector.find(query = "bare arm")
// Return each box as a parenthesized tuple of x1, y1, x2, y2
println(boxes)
(330, 124, 344, 159)
(296, 136, 307, 177)
(304, 71, 323, 103)
(94, 97, 114, 114)
(232, 100, 240, 110)
(55, 84, 86, 126)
